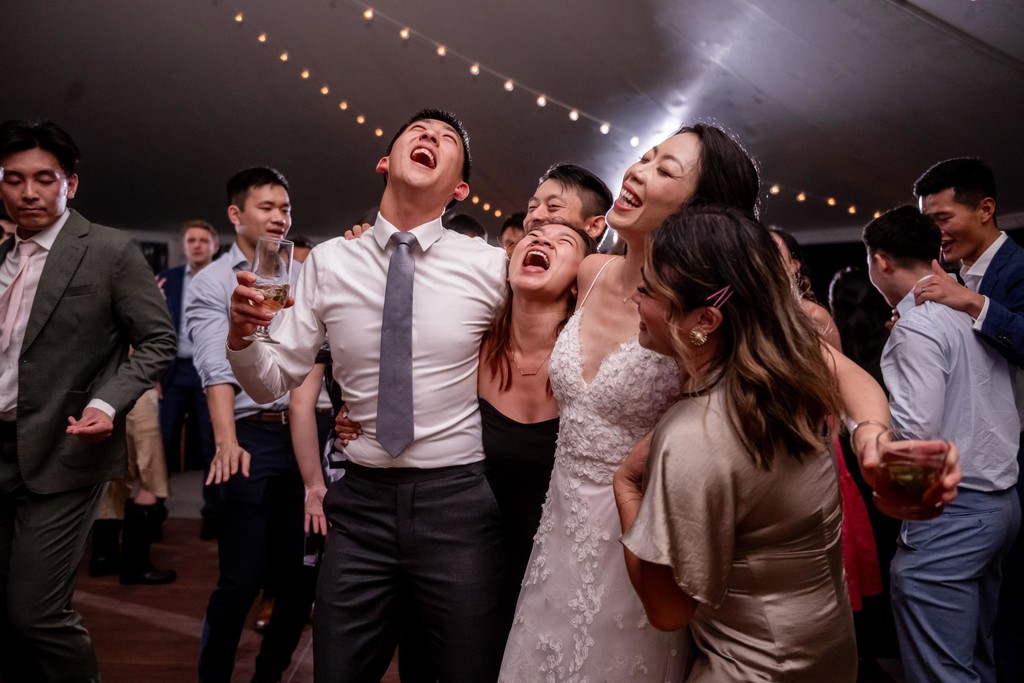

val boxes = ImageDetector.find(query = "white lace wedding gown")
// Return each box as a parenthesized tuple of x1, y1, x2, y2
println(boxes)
(499, 284, 688, 682)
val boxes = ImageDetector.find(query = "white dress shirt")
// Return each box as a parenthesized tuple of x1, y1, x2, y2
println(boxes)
(229, 215, 507, 468)
(883, 283, 1019, 491)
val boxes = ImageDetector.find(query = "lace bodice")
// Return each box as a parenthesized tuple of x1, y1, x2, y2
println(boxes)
(548, 309, 681, 483)
(499, 301, 687, 682)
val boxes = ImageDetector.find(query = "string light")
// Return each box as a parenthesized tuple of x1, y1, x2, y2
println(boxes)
(536, 95, 546, 107)
(765, 183, 879, 219)
(599, 123, 610, 135)
(223, 4, 512, 223)
(873, 211, 882, 219)
(569, 109, 579, 121)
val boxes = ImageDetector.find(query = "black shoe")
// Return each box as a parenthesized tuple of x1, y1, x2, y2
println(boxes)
(88, 519, 122, 577)
(119, 500, 177, 585)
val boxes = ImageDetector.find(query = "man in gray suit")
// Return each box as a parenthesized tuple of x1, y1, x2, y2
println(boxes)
(0, 120, 176, 681)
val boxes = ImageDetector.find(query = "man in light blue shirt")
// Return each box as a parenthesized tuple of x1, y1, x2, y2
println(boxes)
(865, 205, 1020, 683)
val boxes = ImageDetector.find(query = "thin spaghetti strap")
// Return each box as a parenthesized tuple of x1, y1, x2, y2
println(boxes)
(578, 258, 618, 308)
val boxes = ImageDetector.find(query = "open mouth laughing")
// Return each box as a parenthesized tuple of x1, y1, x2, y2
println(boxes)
(522, 249, 551, 271)
(410, 147, 436, 169)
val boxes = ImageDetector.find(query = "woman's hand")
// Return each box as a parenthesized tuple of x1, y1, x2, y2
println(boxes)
(334, 406, 362, 446)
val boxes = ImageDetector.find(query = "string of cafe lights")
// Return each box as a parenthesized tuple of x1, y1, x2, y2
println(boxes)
(766, 182, 882, 220)
(226, 5, 878, 222)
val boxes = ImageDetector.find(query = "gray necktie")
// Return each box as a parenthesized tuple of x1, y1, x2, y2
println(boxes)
(377, 232, 417, 457)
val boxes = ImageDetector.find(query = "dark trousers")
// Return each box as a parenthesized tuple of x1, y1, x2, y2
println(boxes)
(198, 421, 315, 683)
(159, 358, 216, 520)
(0, 428, 103, 683)
(314, 461, 506, 683)
(995, 434, 1024, 681)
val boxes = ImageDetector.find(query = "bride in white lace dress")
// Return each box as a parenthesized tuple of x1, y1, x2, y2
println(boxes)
(499, 124, 761, 682)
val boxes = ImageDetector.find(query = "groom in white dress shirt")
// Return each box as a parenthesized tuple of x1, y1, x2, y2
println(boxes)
(226, 109, 508, 682)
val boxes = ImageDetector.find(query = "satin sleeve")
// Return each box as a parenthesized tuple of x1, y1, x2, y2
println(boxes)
(621, 396, 743, 609)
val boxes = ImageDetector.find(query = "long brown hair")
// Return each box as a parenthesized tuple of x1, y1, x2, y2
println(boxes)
(646, 206, 841, 468)
(482, 223, 596, 392)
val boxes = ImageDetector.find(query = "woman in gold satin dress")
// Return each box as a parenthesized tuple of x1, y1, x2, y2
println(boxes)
(615, 206, 859, 681)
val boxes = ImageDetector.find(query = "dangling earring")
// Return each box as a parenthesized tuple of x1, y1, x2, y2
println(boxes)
(689, 326, 708, 347)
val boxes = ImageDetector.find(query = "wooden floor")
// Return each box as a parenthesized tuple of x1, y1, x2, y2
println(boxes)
(74, 468, 400, 683)
(73, 472, 901, 683)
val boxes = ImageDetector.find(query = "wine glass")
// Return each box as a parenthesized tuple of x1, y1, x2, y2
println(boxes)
(243, 236, 293, 345)
(872, 429, 948, 520)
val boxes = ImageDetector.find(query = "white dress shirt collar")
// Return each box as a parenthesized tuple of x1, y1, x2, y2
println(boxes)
(372, 213, 445, 253)
(961, 232, 1007, 289)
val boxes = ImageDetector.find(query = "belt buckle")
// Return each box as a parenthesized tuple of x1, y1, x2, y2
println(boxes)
(278, 411, 289, 425)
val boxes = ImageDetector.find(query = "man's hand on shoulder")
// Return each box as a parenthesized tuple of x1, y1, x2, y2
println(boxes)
(343, 223, 372, 241)
(914, 260, 985, 319)
(66, 407, 114, 443)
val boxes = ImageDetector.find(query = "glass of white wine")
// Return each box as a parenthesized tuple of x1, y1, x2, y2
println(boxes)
(243, 236, 293, 344)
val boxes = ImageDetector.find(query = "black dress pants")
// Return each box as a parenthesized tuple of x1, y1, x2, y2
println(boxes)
(314, 461, 506, 683)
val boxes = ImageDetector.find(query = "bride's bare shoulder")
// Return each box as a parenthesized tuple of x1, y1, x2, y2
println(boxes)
(576, 254, 620, 295)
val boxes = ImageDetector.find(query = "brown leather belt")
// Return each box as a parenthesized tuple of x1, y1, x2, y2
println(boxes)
(239, 411, 289, 425)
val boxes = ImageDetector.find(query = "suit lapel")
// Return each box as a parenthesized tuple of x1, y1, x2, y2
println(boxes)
(979, 239, 1016, 297)
(21, 211, 89, 352)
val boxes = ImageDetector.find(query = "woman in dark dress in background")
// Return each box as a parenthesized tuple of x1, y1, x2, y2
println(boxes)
(478, 221, 594, 627)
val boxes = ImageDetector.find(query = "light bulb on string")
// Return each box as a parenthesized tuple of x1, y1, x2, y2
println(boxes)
(630, 136, 639, 147)
(234, 12, 244, 22)
(279, 52, 289, 62)
(569, 109, 579, 121)
(375, 128, 383, 137)
(483, 203, 491, 211)
(847, 205, 856, 215)
(356, 115, 365, 124)
(300, 69, 310, 79)
(504, 80, 514, 92)
(769, 184, 780, 195)
(436, 45, 446, 57)
(339, 101, 348, 110)
(257, 33, 267, 43)
(469, 64, 480, 76)
(399, 27, 410, 40)
(599, 123, 610, 135)
(796, 192, 806, 202)
(472, 196, 480, 205)
(826, 197, 837, 207)
(320, 86, 329, 95)
(494, 209, 502, 218)
(536, 95, 546, 107)
(363, 8, 374, 21)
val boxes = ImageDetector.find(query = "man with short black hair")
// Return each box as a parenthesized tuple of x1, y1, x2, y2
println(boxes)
(0, 119, 175, 681)
(527, 162, 619, 253)
(227, 109, 508, 681)
(864, 205, 1020, 683)
(186, 168, 316, 683)
(914, 157, 1024, 680)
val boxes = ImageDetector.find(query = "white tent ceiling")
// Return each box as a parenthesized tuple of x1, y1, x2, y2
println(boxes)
(3, 0, 1023, 242)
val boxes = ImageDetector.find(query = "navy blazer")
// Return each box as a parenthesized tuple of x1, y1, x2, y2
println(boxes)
(979, 236, 1024, 369)
(158, 264, 186, 333)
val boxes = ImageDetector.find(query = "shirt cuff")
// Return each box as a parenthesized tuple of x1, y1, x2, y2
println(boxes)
(87, 399, 116, 420)
(226, 340, 263, 368)
(973, 295, 991, 331)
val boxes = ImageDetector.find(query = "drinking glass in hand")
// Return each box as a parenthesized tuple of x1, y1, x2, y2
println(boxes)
(872, 429, 948, 520)
(243, 236, 293, 345)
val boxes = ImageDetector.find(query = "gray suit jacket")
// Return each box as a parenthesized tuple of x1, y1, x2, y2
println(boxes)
(2, 210, 176, 494)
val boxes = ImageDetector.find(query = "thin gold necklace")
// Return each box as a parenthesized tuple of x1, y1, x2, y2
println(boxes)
(511, 347, 553, 376)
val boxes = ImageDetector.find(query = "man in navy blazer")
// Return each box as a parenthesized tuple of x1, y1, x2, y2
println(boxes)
(913, 157, 1024, 681)
(157, 219, 217, 533)
(0, 120, 175, 681)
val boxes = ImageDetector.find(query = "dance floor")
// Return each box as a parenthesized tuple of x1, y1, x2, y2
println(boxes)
(73, 471, 900, 682)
